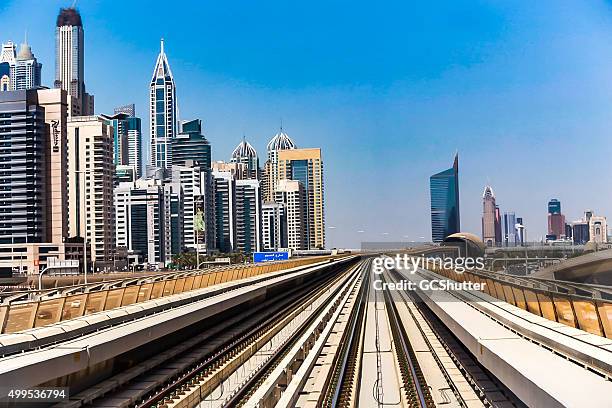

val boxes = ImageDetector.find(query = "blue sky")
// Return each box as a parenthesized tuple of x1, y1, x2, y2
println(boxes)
(3, 0, 612, 247)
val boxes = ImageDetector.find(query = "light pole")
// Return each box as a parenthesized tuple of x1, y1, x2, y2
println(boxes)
(38, 265, 49, 291)
(74, 169, 94, 283)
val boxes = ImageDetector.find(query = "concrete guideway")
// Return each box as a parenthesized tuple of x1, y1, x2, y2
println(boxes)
(0, 257, 358, 393)
(400, 267, 612, 408)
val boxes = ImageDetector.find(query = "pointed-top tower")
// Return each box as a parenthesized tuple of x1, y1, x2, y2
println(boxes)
(232, 137, 260, 179)
(263, 126, 297, 202)
(482, 184, 497, 246)
(150, 38, 177, 170)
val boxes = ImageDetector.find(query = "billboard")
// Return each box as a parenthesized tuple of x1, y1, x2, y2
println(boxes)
(253, 252, 290, 263)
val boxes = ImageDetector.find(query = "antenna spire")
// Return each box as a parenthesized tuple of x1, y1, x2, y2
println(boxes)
(160, 38, 164, 53)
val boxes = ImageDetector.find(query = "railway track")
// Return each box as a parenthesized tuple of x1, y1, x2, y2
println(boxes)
(47, 255, 525, 408)
(386, 265, 525, 408)
(50, 258, 360, 408)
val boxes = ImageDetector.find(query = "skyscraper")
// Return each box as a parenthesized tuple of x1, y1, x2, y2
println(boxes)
(171, 163, 209, 253)
(67, 116, 115, 271)
(277, 148, 325, 249)
(516, 217, 525, 245)
(0, 91, 46, 244)
(54, 8, 94, 115)
(231, 138, 260, 179)
(172, 119, 210, 169)
(0, 89, 82, 275)
(503, 211, 517, 246)
(494, 205, 502, 246)
(263, 129, 296, 202)
(212, 171, 236, 253)
(235, 180, 262, 253)
(547, 199, 565, 239)
(11, 41, 42, 91)
(429, 154, 460, 243)
(101, 111, 143, 178)
(150, 39, 177, 170)
(0, 42, 16, 92)
(274, 179, 307, 250)
(115, 179, 174, 267)
(37, 89, 70, 245)
(262, 203, 288, 251)
(481, 186, 496, 247)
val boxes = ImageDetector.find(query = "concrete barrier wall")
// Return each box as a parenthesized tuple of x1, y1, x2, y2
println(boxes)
(0, 258, 326, 334)
(428, 265, 612, 338)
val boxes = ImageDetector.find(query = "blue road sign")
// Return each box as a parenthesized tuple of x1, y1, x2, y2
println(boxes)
(253, 252, 290, 263)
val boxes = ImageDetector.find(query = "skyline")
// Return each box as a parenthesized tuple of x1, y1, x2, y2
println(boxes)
(3, 1, 612, 247)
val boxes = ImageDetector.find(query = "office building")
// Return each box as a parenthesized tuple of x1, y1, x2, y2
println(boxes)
(0, 89, 81, 275)
(11, 41, 42, 91)
(262, 203, 288, 251)
(277, 148, 325, 249)
(172, 119, 211, 169)
(429, 154, 460, 242)
(495, 205, 502, 245)
(235, 180, 262, 253)
(274, 179, 307, 250)
(102, 112, 142, 178)
(572, 221, 590, 245)
(54, 8, 94, 115)
(231, 138, 260, 179)
(482, 186, 496, 246)
(38, 89, 70, 244)
(0, 91, 47, 244)
(589, 216, 608, 243)
(0, 42, 15, 92)
(67, 116, 115, 271)
(171, 163, 215, 254)
(0, 63, 9, 91)
(150, 39, 177, 169)
(115, 179, 174, 267)
(263, 129, 296, 202)
(212, 171, 236, 253)
(503, 212, 517, 246)
(516, 217, 525, 245)
(212, 161, 248, 180)
(547, 199, 566, 239)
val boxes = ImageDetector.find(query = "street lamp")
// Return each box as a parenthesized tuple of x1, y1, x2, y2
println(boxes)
(74, 169, 94, 284)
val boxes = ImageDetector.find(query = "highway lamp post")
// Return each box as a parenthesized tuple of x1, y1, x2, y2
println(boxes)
(38, 265, 49, 291)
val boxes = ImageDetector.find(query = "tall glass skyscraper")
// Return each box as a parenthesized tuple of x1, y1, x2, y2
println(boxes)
(150, 39, 177, 170)
(430, 154, 460, 243)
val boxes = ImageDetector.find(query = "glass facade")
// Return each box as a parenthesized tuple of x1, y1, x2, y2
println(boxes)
(430, 154, 460, 243)
(172, 119, 211, 169)
(548, 199, 561, 215)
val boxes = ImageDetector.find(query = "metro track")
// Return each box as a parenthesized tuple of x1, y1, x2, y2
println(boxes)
(43, 256, 529, 408)
(54, 258, 365, 408)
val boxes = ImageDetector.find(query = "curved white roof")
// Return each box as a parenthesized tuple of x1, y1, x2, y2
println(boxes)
(266, 130, 296, 152)
(232, 139, 257, 159)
